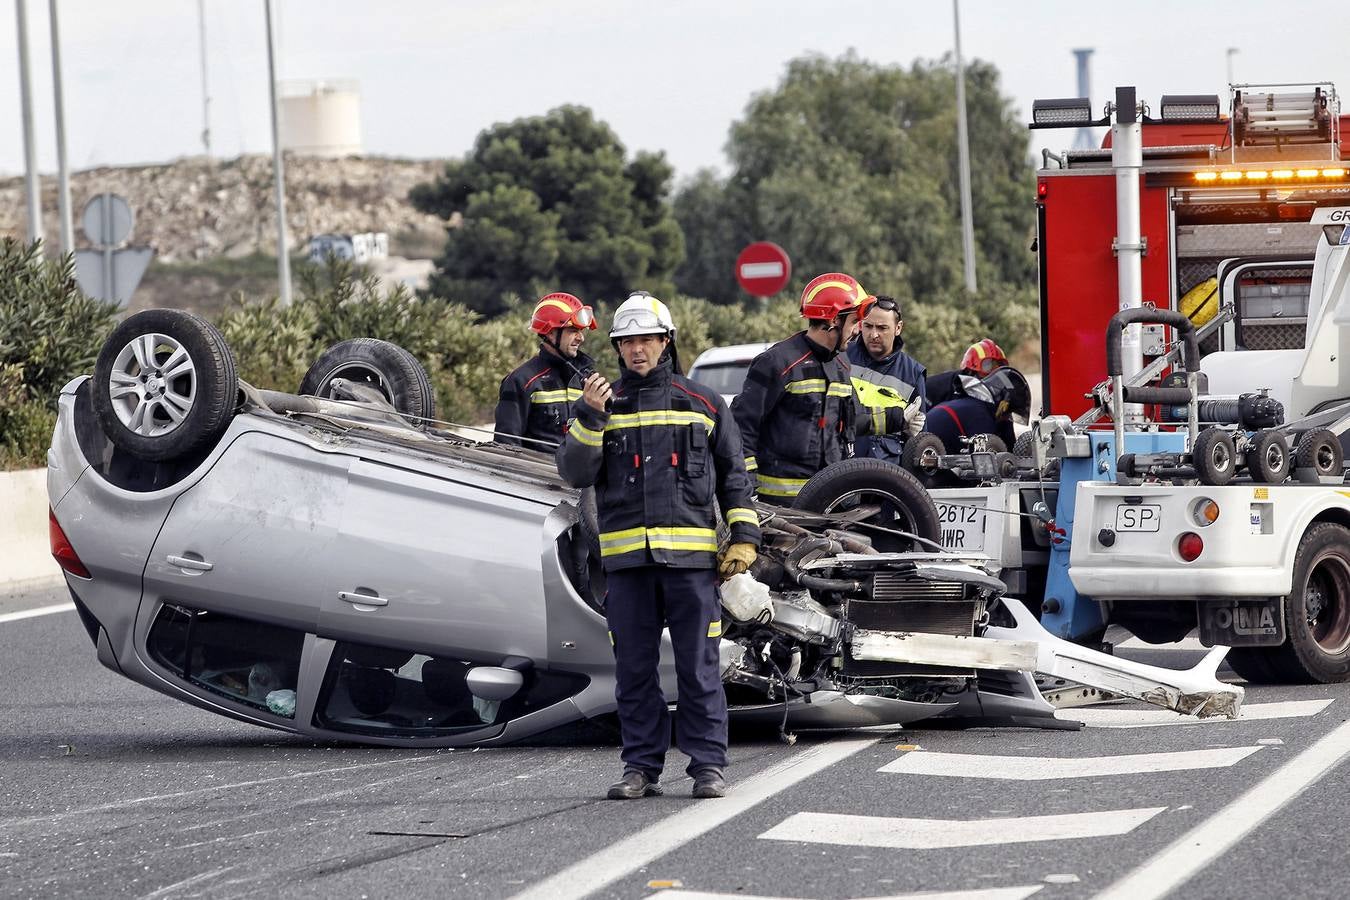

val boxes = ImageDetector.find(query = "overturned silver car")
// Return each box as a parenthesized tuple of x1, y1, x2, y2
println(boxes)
(46, 310, 1241, 748)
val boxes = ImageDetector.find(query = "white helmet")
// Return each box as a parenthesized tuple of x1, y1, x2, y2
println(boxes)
(610, 291, 677, 339)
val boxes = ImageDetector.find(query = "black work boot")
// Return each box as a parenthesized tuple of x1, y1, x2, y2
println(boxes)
(691, 768, 727, 799)
(606, 770, 663, 800)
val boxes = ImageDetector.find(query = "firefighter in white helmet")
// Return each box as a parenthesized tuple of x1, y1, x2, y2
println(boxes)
(556, 291, 760, 800)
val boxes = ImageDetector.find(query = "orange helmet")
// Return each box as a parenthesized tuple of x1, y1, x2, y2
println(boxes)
(800, 273, 867, 321)
(960, 338, 1008, 375)
(530, 292, 596, 335)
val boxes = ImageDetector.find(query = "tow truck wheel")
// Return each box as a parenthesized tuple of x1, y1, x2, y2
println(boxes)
(1294, 428, 1343, 478)
(900, 433, 946, 488)
(1193, 428, 1236, 486)
(1013, 432, 1035, 458)
(1248, 430, 1290, 484)
(1266, 522, 1350, 683)
(793, 458, 941, 552)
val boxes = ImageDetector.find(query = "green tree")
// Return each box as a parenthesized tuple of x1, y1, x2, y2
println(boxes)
(672, 52, 1039, 365)
(411, 105, 685, 317)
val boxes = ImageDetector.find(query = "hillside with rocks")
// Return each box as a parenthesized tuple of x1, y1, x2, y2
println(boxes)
(0, 154, 451, 263)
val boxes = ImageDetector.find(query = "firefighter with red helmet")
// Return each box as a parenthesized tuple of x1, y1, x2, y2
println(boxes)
(557, 292, 760, 801)
(730, 273, 868, 501)
(926, 338, 1009, 407)
(494, 292, 598, 449)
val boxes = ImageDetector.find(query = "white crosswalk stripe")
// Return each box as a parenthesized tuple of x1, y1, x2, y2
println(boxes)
(758, 807, 1166, 850)
(650, 888, 1044, 900)
(1068, 698, 1333, 728)
(879, 746, 1262, 779)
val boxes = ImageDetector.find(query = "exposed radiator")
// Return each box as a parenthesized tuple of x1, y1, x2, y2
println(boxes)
(872, 572, 966, 601)
(842, 595, 979, 679)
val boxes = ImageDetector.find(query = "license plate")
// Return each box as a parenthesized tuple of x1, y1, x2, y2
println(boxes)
(1115, 504, 1161, 532)
(936, 502, 986, 552)
(1198, 599, 1287, 647)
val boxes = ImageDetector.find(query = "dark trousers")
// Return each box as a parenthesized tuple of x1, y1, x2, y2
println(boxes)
(605, 565, 728, 779)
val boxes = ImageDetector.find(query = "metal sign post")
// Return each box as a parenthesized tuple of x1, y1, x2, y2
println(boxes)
(73, 193, 155, 308)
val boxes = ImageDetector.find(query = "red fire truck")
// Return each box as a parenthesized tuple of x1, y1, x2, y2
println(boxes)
(1034, 83, 1350, 418)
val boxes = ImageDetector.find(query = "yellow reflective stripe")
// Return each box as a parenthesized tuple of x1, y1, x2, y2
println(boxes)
(784, 378, 827, 395)
(871, 406, 885, 435)
(803, 278, 865, 306)
(744, 456, 757, 471)
(530, 388, 582, 404)
(757, 473, 809, 497)
(725, 507, 759, 526)
(597, 526, 719, 557)
(827, 383, 853, 398)
(605, 410, 716, 433)
(569, 420, 604, 447)
(707, 620, 723, 638)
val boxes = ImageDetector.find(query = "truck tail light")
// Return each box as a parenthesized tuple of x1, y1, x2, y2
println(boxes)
(49, 509, 91, 578)
(1178, 532, 1204, 562)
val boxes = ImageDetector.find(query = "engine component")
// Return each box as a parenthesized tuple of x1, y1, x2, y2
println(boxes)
(768, 591, 842, 644)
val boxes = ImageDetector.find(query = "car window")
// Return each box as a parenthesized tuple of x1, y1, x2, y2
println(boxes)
(147, 604, 303, 718)
(314, 641, 589, 737)
(688, 362, 753, 397)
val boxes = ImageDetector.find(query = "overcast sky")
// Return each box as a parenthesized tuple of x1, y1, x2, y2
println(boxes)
(3, 0, 1347, 183)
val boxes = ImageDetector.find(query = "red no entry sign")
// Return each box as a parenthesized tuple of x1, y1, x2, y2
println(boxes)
(735, 241, 792, 297)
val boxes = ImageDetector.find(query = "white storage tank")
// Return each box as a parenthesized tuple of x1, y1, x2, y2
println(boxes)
(279, 79, 363, 157)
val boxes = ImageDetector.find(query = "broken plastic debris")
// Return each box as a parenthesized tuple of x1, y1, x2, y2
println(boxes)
(266, 689, 296, 718)
(646, 880, 683, 889)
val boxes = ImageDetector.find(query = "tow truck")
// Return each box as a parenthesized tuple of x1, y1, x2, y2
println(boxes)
(926, 81, 1350, 684)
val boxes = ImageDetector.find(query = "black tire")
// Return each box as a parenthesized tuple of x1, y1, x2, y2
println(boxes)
(1248, 429, 1290, 484)
(1263, 522, 1350, 683)
(1294, 428, 1343, 478)
(1224, 647, 1288, 685)
(300, 338, 436, 424)
(972, 434, 1008, 454)
(1192, 427, 1236, 486)
(92, 308, 238, 462)
(1013, 431, 1035, 459)
(792, 458, 941, 552)
(900, 432, 946, 488)
(1117, 453, 1138, 479)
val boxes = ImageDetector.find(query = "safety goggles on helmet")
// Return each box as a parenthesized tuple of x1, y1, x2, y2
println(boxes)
(961, 338, 1008, 375)
(610, 292, 677, 339)
(530, 292, 597, 335)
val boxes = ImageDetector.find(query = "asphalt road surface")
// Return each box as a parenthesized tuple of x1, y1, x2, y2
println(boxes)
(4, 582, 1349, 900)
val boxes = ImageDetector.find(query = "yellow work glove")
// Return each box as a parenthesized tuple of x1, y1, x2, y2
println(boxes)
(717, 542, 758, 579)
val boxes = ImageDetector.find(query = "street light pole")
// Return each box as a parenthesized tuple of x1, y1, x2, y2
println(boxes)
(1226, 47, 1238, 86)
(15, 0, 43, 246)
(953, 0, 978, 294)
(264, 0, 291, 305)
(49, 0, 74, 255)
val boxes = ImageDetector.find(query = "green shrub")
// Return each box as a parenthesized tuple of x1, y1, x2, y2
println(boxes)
(0, 239, 119, 470)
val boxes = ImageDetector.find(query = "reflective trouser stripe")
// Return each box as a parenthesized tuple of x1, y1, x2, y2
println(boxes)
(757, 474, 810, 497)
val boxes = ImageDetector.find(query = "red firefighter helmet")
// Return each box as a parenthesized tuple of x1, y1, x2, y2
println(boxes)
(960, 338, 1009, 375)
(800, 273, 867, 321)
(530, 292, 596, 335)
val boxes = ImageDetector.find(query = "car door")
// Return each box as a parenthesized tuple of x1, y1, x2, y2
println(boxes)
(316, 458, 555, 664)
(142, 430, 352, 633)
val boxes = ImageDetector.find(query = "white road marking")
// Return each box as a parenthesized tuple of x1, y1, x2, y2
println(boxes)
(508, 736, 879, 900)
(1068, 699, 1333, 728)
(878, 746, 1261, 780)
(0, 754, 444, 830)
(1117, 635, 1208, 652)
(138, 866, 235, 899)
(1096, 715, 1350, 899)
(651, 887, 1043, 900)
(757, 807, 1165, 850)
(0, 602, 74, 624)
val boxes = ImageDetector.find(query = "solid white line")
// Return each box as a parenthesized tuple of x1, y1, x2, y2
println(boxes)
(509, 736, 879, 900)
(0, 602, 74, 624)
(1096, 715, 1350, 899)
(651, 887, 1043, 900)
(1070, 699, 1333, 729)
(879, 746, 1261, 780)
(758, 807, 1165, 850)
